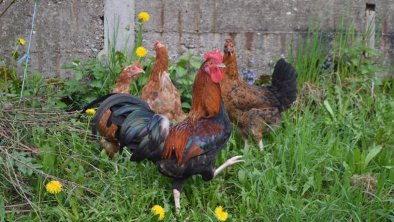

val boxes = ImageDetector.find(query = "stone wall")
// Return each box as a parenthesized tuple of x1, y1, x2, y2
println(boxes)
(136, 0, 394, 76)
(0, 0, 104, 78)
(0, 0, 393, 78)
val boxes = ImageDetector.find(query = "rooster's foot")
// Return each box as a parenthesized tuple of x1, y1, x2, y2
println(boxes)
(213, 155, 244, 178)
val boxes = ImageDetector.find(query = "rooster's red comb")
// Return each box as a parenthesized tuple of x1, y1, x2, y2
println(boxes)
(203, 49, 223, 63)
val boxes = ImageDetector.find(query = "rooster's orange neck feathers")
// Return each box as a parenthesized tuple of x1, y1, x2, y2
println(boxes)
(189, 63, 221, 122)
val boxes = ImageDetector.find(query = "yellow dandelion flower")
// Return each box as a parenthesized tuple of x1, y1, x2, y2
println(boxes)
(85, 109, 96, 115)
(136, 46, 147, 58)
(215, 206, 229, 221)
(18, 38, 26, 46)
(151, 205, 165, 220)
(138, 11, 150, 22)
(45, 180, 62, 194)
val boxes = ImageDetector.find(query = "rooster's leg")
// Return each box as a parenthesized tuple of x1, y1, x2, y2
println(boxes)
(172, 179, 185, 213)
(173, 189, 181, 212)
(213, 155, 244, 178)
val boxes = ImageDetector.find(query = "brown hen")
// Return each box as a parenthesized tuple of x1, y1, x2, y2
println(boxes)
(141, 41, 186, 122)
(221, 39, 297, 150)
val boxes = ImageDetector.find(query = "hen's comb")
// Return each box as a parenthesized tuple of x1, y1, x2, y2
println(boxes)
(123, 61, 142, 71)
(133, 60, 142, 68)
(225, 39, 234, 46)
(154, 40, 164, 48)
(203, 49, 223, 63)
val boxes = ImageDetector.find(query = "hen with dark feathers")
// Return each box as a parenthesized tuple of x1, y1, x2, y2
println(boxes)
(86, 50, 243, 211)
(221, 39, 297, 150)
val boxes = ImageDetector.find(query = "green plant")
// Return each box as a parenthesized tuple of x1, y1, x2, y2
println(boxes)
(0, 38, 27, 94)
(288, 24, 328, 85)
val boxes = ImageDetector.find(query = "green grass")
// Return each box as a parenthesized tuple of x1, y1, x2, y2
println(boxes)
(1, 26, 393, 221)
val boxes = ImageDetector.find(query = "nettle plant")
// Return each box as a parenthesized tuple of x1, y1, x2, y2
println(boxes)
(62, 48, 203, 112)
(61, 11, 202, 113)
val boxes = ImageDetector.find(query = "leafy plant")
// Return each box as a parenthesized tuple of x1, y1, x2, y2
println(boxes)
(0, 38, 27, 94)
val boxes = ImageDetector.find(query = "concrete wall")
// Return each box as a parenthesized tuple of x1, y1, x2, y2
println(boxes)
(0, 0, 104, 78)
(136, 0, 394, 76)
(0, 0, 393, 78)
(102, 0, 135, 56)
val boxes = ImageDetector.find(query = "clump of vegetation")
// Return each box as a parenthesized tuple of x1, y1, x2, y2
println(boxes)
(0, 17, 393, 221)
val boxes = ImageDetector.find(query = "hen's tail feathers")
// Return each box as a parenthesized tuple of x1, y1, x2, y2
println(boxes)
(271, 58, 297, 111)
(93, 93, 169, 162)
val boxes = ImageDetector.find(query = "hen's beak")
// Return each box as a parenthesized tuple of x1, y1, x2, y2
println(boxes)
(136, 67, 145, 74)
(217, 63, 226, 68)
(131, 68, 145, 78)
(224, 46, 234, 55)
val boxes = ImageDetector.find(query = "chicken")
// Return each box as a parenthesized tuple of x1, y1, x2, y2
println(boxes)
(89, 50, 243, 210)
(82, 62, 144, 158)
(221, 39, 297, 150)
(141, 41, 186, 122)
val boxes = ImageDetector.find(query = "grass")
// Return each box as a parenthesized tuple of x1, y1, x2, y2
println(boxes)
(0, 25, 393, 221)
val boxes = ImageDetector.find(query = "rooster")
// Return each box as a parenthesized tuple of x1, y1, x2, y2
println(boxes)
(221, 39, 297, 150)
(82, 62, 144, 158)
(89, 50, 243, 210)
(141, 41, 186, 122)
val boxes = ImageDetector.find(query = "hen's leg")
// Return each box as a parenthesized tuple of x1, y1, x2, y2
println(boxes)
(258, 140, 264, 151)
(100, 139, 119, 159)
(243, 139, 249, 150)
(213, 156, 244, 178)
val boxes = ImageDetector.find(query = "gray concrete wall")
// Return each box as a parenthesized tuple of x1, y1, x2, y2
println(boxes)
(136, 0, 394, 76)
(101, 0, 135, 57)
(0, 0, 104, 78)
(0, 0, 393, 78)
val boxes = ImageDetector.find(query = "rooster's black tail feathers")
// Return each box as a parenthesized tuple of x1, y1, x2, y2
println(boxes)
(89, 93, 169, 162)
